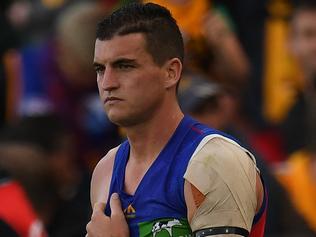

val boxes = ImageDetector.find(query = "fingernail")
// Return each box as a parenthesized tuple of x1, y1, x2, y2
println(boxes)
(112, 193, 119, 199)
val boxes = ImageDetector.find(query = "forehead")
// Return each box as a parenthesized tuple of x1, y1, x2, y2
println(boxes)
(292, 10, 316, 29)
(94, 33, 150, 63)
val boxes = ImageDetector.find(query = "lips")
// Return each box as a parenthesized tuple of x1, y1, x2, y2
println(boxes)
(104, 97, 122, 104)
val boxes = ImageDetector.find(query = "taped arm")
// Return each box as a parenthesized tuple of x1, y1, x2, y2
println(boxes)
(184, 137, 259, 236)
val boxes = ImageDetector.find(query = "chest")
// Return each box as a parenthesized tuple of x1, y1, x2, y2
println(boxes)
(109, 147, 192, 223)
(124, 160, 152, 196)
(118, 154, 192, 236)
(122, 154, 188, 206)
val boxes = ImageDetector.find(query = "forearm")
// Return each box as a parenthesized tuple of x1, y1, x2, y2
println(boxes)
(209, 34, 250, 83)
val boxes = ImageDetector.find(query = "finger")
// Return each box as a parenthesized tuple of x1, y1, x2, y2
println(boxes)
(202, 12, 215, 23)
(93, 202, 106, 213)
(109, 193, 129, 236)
(86, 221, 91, 235)
(109, 193, 124, 217)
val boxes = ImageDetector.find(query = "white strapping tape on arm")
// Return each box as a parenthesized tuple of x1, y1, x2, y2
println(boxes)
(184, 134, 259, 232)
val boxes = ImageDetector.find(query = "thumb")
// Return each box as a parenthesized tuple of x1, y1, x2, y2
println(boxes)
(110, 193, 124, 218)
(110, 193, 129, 236)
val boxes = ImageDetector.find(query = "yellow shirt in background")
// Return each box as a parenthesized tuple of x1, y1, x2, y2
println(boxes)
(263, 0, 303, 123)
(143, 0, 210, 38)
(276, 151, 316, 232)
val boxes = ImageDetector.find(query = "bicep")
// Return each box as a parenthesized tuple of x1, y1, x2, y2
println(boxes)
(90, 164, 105, 208)
(90, 147, 117, 208)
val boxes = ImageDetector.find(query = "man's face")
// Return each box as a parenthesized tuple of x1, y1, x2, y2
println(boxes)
(290, 9, 316, 77)
(94, 33, 167, 127)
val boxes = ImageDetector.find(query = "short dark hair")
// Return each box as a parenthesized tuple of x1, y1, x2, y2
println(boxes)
(96, 2, 184, 66)
(292, 0, 316, 10)
(290, 0, 316, 22)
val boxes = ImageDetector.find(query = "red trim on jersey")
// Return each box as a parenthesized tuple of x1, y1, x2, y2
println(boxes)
(249, 208, 267, 237)
(249, 188, 268, 237)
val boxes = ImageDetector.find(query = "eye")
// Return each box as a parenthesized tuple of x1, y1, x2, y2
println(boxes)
(94, 65, 105, 74)
(117, 63, 134, 70)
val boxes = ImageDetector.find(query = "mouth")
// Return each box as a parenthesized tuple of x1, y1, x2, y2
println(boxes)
(104, 97, 122, 104)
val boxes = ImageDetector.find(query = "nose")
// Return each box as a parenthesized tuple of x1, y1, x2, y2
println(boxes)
(99, 67, 119, 91)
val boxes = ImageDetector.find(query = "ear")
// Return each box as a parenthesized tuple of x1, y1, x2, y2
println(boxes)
(163, 58, 183, 89)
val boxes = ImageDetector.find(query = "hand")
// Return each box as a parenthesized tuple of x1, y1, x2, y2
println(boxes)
(86, 193, 129, 237)
(202, 12, 232, 48)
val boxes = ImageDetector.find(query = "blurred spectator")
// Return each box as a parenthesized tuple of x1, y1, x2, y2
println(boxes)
(5, 0, 97, 45)
(178, 72, 315, 236)
(178, 72, 232, 130)
(280, 0, 316, 155)
(212, 0, 292, 128)
(17, 1, 122, 170)
(275, 2, 316, 230)
(0, 0, 20, 127)
(275, 90, 316, 235)
(0, 114, 91, 236)
(0, 143, 54, 226)
(0, 168, 47, 237)
(143, 0, 250, 87)
(276, 149, 316, 236)
(262, 0, 302, 124)
(215, 0, 299, 164)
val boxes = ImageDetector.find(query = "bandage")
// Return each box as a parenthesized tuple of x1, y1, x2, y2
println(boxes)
(184, 136, 258, 232)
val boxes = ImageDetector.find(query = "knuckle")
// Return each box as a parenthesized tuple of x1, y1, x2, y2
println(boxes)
(91, 214, 98, 222)
(91, 213, 96, 220)
(86, 222, 91, 232)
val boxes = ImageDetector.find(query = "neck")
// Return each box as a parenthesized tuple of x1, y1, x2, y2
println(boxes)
(125, 103, 184, 163)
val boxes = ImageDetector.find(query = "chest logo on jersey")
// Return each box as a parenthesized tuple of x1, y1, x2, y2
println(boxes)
(138, 218, 192, 237)
(124, 204, 136, 219)
(152, 219, 189, 237)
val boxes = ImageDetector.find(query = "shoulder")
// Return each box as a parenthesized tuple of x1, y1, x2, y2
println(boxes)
(185, 136, 257, 194)
(90, 146, 120, 207)
(184, 137, 260, 231)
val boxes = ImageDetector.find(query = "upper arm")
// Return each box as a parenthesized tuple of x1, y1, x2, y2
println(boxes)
(90, 146, 118, 208)
(184, 137, 262, 233)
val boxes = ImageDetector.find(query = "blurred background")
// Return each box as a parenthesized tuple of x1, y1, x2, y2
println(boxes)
(1, 0, 316, 236)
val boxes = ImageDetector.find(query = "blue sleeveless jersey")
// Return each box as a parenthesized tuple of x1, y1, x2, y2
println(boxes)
(104, 116, 237, 237)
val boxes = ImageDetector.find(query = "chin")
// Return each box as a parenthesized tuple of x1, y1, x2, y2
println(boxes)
(107, 113, 131, 127)
(108, 112, 144, 128)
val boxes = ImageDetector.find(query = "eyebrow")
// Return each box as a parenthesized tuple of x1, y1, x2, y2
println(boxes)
(112, 58, 138, 66)
(93, 62, 103, 68)
(93, 58, 139, 69)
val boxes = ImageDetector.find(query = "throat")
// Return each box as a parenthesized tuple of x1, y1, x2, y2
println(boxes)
(123, 156, 156, 195)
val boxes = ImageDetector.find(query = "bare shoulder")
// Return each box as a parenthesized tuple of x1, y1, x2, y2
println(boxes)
(90, 146, 119, 207)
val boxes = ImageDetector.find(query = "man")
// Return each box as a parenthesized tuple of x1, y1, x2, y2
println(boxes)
(275, 1, 316, 235)
(87, 3, 266, 237)
(281, 0, 316, 155)
(177, 73, 233, 131)
(0, 114, 92, 236)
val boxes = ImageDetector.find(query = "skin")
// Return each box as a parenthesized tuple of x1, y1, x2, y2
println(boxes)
(289, 8, 316, 197)
(289, 9, 316, 86)
(203, 12, 250, 83)
(87, 33, 263, 237)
